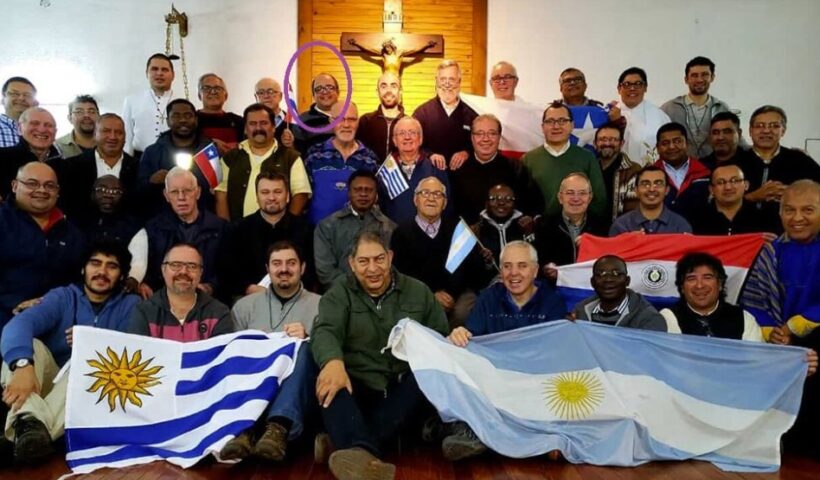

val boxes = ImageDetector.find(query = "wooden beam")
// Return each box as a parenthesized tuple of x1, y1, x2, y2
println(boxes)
(297, 0, 315, 112)
(471, 0, 487, 96)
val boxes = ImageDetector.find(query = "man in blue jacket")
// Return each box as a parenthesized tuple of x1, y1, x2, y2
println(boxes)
(0, 239, 140, 464)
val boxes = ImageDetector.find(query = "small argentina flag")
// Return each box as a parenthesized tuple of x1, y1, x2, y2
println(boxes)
(376, 155, 409, 200)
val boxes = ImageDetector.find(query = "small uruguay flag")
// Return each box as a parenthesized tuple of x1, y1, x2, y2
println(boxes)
(376, 155, 409, 200)
(64, 327, 302, 474)
(445, 218, 478, 273)
(193, 142, 222, 189)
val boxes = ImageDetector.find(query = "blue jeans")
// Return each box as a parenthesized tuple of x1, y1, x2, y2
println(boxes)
(266, 342, 320, 440)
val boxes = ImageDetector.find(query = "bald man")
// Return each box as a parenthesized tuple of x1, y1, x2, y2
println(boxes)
(357, 72, 406, 162)
(254, 77, 295, 148)
(0, 107, 62, 200)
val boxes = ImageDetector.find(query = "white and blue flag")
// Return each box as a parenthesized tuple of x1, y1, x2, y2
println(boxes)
(445, 219, 478, 273)
(389, 319, 807, 472)
(376, 155, 410, 200)
(64, 327, 302, 474)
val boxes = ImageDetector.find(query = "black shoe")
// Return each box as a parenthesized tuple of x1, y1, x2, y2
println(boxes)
(13, 416, 53, 464)
(441, 421, 487, 461)
(421, 415, 447, 443)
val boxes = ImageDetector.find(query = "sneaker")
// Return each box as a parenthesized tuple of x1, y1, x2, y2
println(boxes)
(219, 429, 253, 461)
(441, 421, 487, 461)
(314, 432, 334, 464)
(252, 421, 288, 461)
(421, 415, 446, 443)
(328, 447, 396, 480)
(13, 416, 53, 464)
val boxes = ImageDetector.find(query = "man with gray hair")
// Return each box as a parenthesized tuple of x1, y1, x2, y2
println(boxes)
(254, 77, 295, 148)
(196, 73, 244, 155)
(488, 61, 519, 101)
(0, 107, 62, 200)
(56, 95, 99, 158)
(413, 59, 478, 170)
(128, 167, 230, 299)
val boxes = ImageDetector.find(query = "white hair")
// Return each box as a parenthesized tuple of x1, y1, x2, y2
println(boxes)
(164, 166, 197, 190)
(500, 240, 538, 264)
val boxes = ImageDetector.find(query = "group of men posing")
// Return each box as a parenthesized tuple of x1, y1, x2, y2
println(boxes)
(0, 52, 818, 479)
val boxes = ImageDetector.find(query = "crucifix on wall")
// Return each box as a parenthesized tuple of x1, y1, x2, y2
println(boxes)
(340, 0, 444, 77)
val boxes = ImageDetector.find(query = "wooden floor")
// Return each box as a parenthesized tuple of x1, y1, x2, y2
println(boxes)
(1, 444, 818, 480)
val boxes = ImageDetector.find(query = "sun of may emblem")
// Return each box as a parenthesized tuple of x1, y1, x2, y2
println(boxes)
(543, 371, 605, 420)
(85, 347, 163, 412)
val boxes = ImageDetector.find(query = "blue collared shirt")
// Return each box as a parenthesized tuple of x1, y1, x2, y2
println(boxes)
(0, 114, 19, 147)
(609, 206, 692, 235)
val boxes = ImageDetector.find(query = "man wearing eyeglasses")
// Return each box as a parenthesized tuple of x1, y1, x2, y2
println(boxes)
(0, 77, 37, 148)
(571, 255, 666, 330)
(293, 73, 340, 157)
(128, 167, 230, 301)
(128, 242, 233, 341)
(522, 101, 607, 219)
(122, 53, 175, 158)
(691, 164, 776, 236)
(254, 77, 296, 149)
(557, 68, 602, 107)
(610, 166, 691, 235)
(77, 175, 142, 248)
(0, 162, 86, 330)
(594, 122, 641, 222)
(488, 61, 519, 101)
(608, 67, 670, 165)
(651, 122, 711, 219)
(0, 107, 62, 201)
(196, 73, 244, 156)
(55, 95, 99, 158)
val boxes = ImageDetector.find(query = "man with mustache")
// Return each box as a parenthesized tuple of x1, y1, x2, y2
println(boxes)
(305, 101, 378, 224)
(55, 95, 99, 158)
(0, 76, 37, 148)
(357, 72, 405, 162)
(122, 53, 175, 158)
(1, 240, 139, 464)
(227, 171, 313, 299)
(557, 68, 603, 107)
(661, 57, 736, 159)
(216, 104, 312, 221)
(700, 112, 749, 172)
(196, 73, 244, 156)
(222, 240, 321, 462)
(55, 114, 139, 219)
(0, 107, 62, 201)
(138, 99, 216, 214)
(651, 122, 711, 219)
(128, 242, 233, 341)
(413, 60, 477, 170)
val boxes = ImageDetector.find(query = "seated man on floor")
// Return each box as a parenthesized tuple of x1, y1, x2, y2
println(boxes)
(128, 243, 233, 341)
(0, 239, 139, 463)
(312, 231, 448, 480)
(443, 241, 566, 461)
(571, 255, 666, 331)
(221, 240, 321, 462)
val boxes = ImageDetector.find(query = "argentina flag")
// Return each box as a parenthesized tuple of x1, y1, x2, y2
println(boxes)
(64, 326, 302, 474)
(389, 319, 808, 472)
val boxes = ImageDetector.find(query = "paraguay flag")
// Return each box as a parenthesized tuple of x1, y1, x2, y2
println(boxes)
(556, 233, 766, 312)
(192, 142, 221, 189)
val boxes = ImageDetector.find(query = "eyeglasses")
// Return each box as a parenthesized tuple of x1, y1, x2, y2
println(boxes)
(619, 81, 645, 89)
(71, 108, 99, 116)
(5, 91, 35, 100)
(200, 85, 225, 94)
(658, 137, 686, 148)
(162, 261, 202, 272)
(488, 195, 515, 203)
(16, 178, 59, 192)
(490, 75, 517, 84)
(313, 85, 337, 94)
(416, 190, 445, 199)
(471, 130, 500, 138)
(638, 179, 666, 188)
(394, 130, 420, 138)
(593, 269, 626, 279)
(94, 186, 123, 195)
(561, 189, 590, 197)
(167, 188, 196, 197)
(255, 88, 281, 97)
(543, 118, 572, 127)
(561, 76, 585, 86)
(596, 136, 621, 144)
(751, 122, 782, 130)
(713, 177, 745, 187)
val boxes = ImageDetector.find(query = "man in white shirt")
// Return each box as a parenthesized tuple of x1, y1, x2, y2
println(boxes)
(122, 53, 175, 158)
(609, 67, 670, 165)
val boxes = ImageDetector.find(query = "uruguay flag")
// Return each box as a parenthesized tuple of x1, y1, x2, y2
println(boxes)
(376, 155, 410, 200)
(389, 318, 807, 472)
(64, 327, 302, 474)
(193, 142, 221, 189)
(556, 233, 765, 312)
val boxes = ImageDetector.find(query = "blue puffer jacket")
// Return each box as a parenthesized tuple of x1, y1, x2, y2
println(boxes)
(1, 283, 140, 367)
(465, 281, 567, 336)
(0, 201, 87, 329)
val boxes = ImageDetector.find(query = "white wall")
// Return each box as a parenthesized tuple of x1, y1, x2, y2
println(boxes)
(0, 0, 298, 136)
(487, 0, 820, 150)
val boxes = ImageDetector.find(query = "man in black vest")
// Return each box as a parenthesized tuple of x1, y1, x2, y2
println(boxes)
(215, 104, 311, 222)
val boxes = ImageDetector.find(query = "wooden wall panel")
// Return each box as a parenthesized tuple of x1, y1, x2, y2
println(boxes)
(298, 0, 486, 115)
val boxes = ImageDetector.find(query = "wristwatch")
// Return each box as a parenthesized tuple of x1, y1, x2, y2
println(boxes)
(10, 358, 33, 371)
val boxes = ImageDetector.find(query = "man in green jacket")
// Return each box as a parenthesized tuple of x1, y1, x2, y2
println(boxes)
(312, 230, 448, 480)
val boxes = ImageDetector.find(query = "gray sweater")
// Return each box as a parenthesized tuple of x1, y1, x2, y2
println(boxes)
(573, 290, 667, 332)
(232, 286, 320, 334)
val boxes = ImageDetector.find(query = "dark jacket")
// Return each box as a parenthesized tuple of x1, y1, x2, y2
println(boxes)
(466, 281, 566, 335)
(473, 210, 532, 288)
(377, 154, 452, 224)
(292, 104, 333, 158)
(573, 290, 667, 332)
(535, 213, 609, 268)
(77, 212, 142, 246)
(654, 158, 711, 219)
(413, 97, 477, 165)
(0, 139, 62, 199)
(690, 200, 777, 236)
(128, 288, 233, 342)
(53, 149, 140, 219)
(143, 209, 231, 292)
(311, 270, 448, 390)
(0, 201, 86, 328)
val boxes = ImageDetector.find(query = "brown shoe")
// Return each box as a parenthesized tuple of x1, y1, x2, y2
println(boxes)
(219, 429, 253, 461)
(252, 421, 288, 461)
(314, 432, 335, 464)
(328, 447, 396, 480)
